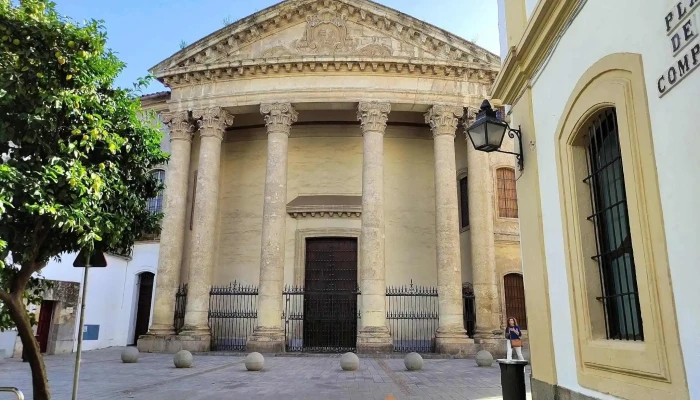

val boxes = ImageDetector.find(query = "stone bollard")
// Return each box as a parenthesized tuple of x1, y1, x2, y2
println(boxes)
(404, 352, 423, 371)
(120, 347, 140, 363)
(475, 350, 494, 367)
(173, 350, 193, 368)
(340, 352, 359, 371)
(245, 352, 264, 371)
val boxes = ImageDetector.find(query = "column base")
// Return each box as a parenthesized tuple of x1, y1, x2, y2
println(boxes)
(356, 326, 393, 353)
(136, 332, 211, 353)
(246, 327, 286, 353)
(435, 329, 478, 357)
(474, 337, 508, 359)
(145, 323, 176, 336)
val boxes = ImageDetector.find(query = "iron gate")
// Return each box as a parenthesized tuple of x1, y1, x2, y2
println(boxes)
(208, 282, 258, 351)
(173, 283, 188, 334)
(386, 281, 440, 353)
(463, 284, 476, 338)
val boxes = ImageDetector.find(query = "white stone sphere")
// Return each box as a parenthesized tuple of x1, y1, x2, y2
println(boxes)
(173, 350, 193, 368)
(475, 350, 494, 367)
(340, 352, 359, 371)
(404, 352, 423, 371)
(245, 352, 265, 371)
(120, 347, 140, 363)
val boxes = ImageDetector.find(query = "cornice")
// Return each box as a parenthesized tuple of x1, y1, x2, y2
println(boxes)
(159, 56, 499, 89)
(151, 0, 500, 85)
(491, 0, 582, 104)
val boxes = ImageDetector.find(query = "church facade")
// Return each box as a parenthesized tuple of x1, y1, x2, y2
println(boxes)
(137, 0, 523, 356)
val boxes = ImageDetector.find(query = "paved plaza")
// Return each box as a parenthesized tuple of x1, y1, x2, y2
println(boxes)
(0, 348, 531, 400)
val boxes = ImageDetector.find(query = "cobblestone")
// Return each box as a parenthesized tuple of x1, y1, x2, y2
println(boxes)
(0, 348, 531, 399)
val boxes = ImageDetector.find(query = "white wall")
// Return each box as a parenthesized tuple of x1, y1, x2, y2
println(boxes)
(0, 330, 17, 358)
(526, 0, 700, 398)
(40, 242, 160, 351)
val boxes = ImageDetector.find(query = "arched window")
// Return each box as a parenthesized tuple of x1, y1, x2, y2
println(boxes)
(504, 273, 527, 330)
(147, 169, 165, 214)
(497, 167, 518, 218)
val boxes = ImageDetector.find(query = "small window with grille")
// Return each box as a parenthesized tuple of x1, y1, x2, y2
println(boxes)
(146, 169, 165, 214)
(584, 108, 643, 341)
(459, 176, 469, 229)
(497, 168, 518, 218)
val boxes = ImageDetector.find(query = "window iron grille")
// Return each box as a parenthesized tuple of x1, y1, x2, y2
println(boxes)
(584, 108, 643, 341)
(459, 176, 470, 229)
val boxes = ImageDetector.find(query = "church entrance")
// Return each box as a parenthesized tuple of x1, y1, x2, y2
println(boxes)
(301, 237, 358, 352)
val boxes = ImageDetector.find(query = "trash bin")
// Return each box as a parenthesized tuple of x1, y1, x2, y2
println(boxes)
(497, 359, 528, 400)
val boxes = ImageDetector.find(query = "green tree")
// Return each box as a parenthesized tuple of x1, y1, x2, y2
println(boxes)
(0, 1, 168, 398)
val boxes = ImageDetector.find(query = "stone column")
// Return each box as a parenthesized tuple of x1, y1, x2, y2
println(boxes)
(356, 101, 393, 353)
(142, 111, 194, 339)
(247, 103, 298, 353)
(179, 107, 233, 350)
(467, 127, 502, 345)
(426, 105, 475, 356)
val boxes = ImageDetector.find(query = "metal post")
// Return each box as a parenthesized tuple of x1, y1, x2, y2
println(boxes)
(497, 359, 528, 400)
(71, 265, 89, 400)
(0, 387, 25, 400)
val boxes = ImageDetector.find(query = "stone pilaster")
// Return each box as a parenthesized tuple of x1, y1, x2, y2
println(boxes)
(247, 103, 298, 353)
(138, 111, 194, 353)
(426, 105, 476, 356)
(356, 101, 393, 353)
(178, 107, 233, 350)
(467, 127, 502, 344)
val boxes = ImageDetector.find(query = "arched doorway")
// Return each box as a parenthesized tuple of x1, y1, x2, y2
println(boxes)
(504, 273, 527, 329)
(132, 272, 155, 345)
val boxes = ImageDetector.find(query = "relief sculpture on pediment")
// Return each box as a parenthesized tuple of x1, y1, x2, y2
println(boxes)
(294, 8, 356, 55)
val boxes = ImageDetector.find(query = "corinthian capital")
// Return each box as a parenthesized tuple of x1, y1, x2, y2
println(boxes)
(161, 111, 196, 142)
(357, 101, 391, 134)
(425, 105, 464, 138)
(260, 103, 298, 136)
(193, 107, 234, 140)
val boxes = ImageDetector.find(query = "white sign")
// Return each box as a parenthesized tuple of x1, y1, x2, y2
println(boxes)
(659, 1, 700, 97)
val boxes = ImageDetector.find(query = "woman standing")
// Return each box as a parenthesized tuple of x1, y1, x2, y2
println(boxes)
(505, 317, 525, 361)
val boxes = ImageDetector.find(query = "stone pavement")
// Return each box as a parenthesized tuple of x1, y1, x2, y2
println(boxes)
(0, 348, 531, 400)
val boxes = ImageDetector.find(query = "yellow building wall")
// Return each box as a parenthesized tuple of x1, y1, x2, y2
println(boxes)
(205, 125, 446, 289)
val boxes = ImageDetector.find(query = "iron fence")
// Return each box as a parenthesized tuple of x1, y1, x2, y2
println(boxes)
(172, 281, 478, 352)
(463, 286, 476, 338)
(208, 282, 258, 351)
(283, 285, 360, 353)
(173, 283, 188, 334)
(386, 281, 439, 353)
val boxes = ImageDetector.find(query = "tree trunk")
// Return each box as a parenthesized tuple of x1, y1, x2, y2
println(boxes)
(4, 295, 51, 400)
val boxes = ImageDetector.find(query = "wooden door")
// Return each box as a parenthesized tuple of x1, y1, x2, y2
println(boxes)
(504, 273, 527, 330)
(133, 272, 155, 345)
(36, 300, 54, 353)
(303, 238, 358, 352)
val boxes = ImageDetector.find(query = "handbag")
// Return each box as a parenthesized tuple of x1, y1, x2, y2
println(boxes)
(510, 338, 522, 347)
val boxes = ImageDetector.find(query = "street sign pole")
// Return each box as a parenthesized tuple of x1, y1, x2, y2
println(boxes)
(70, 248, 107, 400)
(71, 263, 89, 400)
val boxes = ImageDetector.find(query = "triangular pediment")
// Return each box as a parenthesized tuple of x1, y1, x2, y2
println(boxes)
(151, 0, 500, 77)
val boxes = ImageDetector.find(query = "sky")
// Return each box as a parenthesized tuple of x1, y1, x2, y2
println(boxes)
(53, 0, 500, 94)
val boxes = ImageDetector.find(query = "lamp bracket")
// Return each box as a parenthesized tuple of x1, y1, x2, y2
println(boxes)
(494, 125, 524, 171)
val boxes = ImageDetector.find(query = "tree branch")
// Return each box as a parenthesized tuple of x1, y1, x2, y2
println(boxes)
(0, 288, 10, 304)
